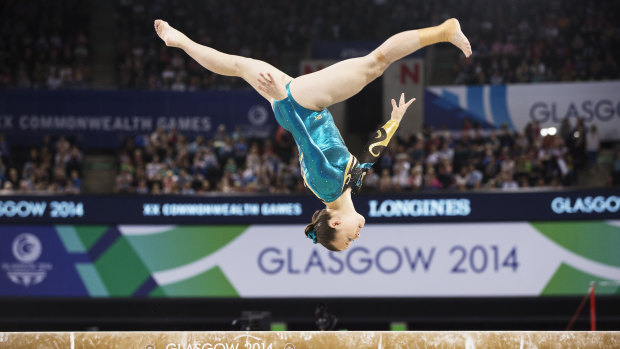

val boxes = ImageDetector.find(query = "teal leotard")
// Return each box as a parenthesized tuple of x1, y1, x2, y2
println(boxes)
(272, 83, 399, 202)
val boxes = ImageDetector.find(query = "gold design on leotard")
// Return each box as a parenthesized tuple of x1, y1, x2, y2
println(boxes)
(368, 120, 399, 157)
(359, 171, 367, 186)
(341, 154, 357, 191)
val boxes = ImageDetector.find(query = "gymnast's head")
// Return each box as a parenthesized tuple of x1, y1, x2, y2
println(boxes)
(304, 209, 364, 251)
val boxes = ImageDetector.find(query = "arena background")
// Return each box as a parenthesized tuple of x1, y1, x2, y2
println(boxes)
(0, 0, 619, 333)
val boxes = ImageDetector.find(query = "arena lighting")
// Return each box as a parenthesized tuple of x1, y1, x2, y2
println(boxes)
(540, 127, 557, 137)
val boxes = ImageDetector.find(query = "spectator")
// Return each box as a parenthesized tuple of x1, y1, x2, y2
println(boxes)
(455, 166, 470, 191)
(392, 153, 411, 190)
(378, 168, 392, 192)
(409, 164, 423, 191)
(501, 172, 519, 190)
(424, 167, 443, 190)
(612, 150, 620, 186)
(586, 125, 600, 170)
(466, 164, 483, 189)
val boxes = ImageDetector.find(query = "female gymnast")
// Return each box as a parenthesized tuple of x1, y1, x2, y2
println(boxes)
(154, 18, 471, 251)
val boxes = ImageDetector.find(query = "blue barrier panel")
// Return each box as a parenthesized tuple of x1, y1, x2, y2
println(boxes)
(0, 189, 617, 224)
(0, 89, 275, 148)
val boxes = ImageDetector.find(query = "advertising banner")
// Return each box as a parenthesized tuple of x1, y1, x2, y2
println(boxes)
(1, 221, 619, 297)
(425, 81, 620, 140)
(0, 90, 275, 148)
(0, 190, 618, 225)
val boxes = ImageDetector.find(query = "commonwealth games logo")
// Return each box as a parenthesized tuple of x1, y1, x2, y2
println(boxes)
(1, 233, 52, 287)
(12, 233, 42, 263)
(248, 105, 269, 125)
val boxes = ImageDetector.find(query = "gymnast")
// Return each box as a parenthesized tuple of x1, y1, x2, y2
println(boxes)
(154, 18, 471, 251)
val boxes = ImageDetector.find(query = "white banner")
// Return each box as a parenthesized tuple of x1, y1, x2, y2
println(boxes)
(428, 81, 620, 140)
(149, 221, 620, 297)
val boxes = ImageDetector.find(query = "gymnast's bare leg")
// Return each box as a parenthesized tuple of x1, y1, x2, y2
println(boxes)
(290, 18, 471, 110)
(154, 19, 292, 103)
(154, 18, 471, 109)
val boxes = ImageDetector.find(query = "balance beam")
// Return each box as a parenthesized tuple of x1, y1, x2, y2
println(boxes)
(0, 331, 617, 349)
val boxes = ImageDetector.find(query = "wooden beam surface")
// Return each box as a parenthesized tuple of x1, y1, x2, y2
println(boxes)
(0, 331, 618, 349)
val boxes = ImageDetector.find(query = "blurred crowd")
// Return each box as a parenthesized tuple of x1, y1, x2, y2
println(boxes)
(112, 118, 612, 195)
(1, 0, 617, 89)
(114, 0, 619, 90)
(453, 0, 620, 84)
(1, 0, 619, 196)
(114, 125, 303, 194)
(2, 117, 617, 196)
(114, 0, 394, 90)
(0, 0, 91, 89)
(0, 135, 83, 194)
(367, 120, 589, 192)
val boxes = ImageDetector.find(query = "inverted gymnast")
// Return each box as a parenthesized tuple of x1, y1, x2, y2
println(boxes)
(154, 18, 471, 251)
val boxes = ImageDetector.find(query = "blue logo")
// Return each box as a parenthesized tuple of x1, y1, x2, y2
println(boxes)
(2, 233, 52, 287)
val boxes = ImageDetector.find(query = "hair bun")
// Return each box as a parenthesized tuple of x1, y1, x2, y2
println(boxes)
(304, 223, 314, 237)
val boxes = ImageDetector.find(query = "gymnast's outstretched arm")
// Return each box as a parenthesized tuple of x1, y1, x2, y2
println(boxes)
(358, 94, 415, 167)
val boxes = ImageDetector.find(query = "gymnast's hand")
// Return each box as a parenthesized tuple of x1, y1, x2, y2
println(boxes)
(390, 93, 416, 123)
(257, 72, 288, 101)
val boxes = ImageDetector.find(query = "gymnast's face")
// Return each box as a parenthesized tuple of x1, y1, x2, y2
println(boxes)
(329, 211, 365, 251)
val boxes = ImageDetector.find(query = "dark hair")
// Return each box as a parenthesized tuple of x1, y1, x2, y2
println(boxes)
(304, 209, 339, 251)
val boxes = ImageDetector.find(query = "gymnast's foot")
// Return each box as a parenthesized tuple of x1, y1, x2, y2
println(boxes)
(154, 19, 186, 48)
(442, 18, 472, 58)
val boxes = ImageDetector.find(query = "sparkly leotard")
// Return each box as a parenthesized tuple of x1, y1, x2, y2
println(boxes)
(272, 83, 399, 202)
